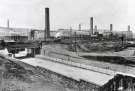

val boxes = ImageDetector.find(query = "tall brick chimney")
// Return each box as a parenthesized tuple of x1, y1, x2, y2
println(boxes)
(45, 8, 50, 39)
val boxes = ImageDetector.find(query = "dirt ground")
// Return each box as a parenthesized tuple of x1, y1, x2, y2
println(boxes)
(0, 56, 68, 91)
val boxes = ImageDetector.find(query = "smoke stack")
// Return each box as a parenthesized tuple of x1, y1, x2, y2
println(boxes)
(79, 24, 81, 31)
(94, 25, 97, 32)
(128, 25, 130, 31)
(7, 19, 9, 28)
(45, 8, 50, 39)
(110, 24, 113, 32)
(90, 17, 93, 35)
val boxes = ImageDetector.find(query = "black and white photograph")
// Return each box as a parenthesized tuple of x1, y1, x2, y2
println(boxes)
(0, 0, 135, 91)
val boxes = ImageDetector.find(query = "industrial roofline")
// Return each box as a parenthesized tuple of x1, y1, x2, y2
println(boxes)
(116, 72, 135, 78)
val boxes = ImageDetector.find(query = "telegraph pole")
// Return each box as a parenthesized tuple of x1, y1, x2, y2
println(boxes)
(74, 31, 77, 52)
(70, 26, 72, 44)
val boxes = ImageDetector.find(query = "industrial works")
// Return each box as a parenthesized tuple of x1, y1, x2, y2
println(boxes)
(0, 7, 135, 91)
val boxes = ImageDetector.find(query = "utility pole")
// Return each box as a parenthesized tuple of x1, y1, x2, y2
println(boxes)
(70, 26, 72, 44)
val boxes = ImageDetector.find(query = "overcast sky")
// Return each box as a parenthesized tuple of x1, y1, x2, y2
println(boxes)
(0, 0, 135, 32)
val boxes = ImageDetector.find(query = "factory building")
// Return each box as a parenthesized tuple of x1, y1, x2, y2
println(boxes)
(54, 29, 95, 41)
(0, 27, 30, 42)
(52, 28, 133, 41)
(103, 30, 133, 40)
(30, 30, 57, 40)
(115, 31, 133, 40)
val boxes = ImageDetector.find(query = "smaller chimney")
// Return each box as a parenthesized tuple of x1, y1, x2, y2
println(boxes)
(110, 24, 113, 32)
(79, 24, 81, 31)
(94, 25, 97, 33)
(128, 25, 130, 31)
(90, 17, 93, 35)
(7, 19, 9, 28)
